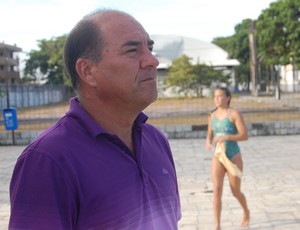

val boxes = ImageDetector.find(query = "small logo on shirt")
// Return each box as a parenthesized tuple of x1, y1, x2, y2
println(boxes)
(162, 168, 169, 174)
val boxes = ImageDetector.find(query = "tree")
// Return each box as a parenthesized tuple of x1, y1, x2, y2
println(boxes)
(165, 55, 195, 97)
(191, 64, 226, 97)
(23, 35, 71, 86)
(211, 0, 300, 94)
(165, 55, 224, 97)
(256, 0, 300, 67)
(213, 19, 253, 90)
(255, 0, 300, 94)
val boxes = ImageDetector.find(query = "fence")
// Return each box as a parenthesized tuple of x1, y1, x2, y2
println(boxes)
(0, 84, 74, 109)
(0, 84, 299, 145)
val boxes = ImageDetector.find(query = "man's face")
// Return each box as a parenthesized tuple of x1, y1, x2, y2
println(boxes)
(91, 13, 159, 111)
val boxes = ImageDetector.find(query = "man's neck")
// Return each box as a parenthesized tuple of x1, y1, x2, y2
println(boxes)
(78, 95, 138, 152)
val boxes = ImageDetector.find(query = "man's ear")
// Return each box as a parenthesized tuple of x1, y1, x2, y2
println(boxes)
(75, 58, 97, 87)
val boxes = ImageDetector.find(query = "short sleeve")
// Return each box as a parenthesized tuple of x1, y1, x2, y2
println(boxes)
(9, 150, 78, 230)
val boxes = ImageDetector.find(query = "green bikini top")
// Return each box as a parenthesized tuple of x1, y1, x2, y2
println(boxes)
(211, 111, 238, 136)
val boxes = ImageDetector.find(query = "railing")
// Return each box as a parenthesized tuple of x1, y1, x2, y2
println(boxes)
(0, 85, 299, 145)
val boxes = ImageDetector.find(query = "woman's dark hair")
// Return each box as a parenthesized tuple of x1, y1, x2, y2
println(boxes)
(63, 14, 104, 93)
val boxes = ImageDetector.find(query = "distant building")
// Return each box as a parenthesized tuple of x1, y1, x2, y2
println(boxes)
(151, 35, 240, 97)
(0, 43, 22, 84)
(279, 64, 300, 92)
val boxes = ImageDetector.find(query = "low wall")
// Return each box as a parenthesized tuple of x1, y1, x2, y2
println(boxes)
(0, 130, 42, 145)
(0, 120, 299, 146)
(159, 120, 300, 139)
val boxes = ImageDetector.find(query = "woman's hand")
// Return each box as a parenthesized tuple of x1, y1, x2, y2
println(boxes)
(205, 138, 213, 151)
(213, 135, 228, 143)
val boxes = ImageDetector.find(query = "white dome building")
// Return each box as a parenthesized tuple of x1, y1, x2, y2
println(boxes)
(152, 34, 239, 68)
(151, 35, 239, 97)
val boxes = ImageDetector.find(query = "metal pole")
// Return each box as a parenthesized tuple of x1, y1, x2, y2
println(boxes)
(249, 20, 258, 96)
(6, 82, 15, 145)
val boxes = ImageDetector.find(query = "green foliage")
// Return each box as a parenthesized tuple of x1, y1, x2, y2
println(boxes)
(23, 35, 71, 86)
(165, 55, 225, 97)
(256, 0, 300, 67)
(213, 19, 253, 86)
(212, 0, 300, 89)
(213, 36, 235, 58)
(165, 55, 194, 96)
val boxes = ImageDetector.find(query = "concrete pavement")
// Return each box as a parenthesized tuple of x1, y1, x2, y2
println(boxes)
(1, 135, 300, 230)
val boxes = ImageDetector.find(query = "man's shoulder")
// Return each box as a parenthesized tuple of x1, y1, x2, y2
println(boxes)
(25, 115, 83, 156)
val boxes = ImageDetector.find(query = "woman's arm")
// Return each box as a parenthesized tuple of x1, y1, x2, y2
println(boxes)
(227, 109, 248, 141)
(205, 113, 214, 151)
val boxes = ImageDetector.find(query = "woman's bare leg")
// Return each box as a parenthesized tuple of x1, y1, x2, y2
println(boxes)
(228, 153, 250, 227)
(212, 156, 226, 230)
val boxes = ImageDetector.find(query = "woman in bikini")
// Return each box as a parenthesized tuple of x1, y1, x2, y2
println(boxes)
(205, 86, 250, 230)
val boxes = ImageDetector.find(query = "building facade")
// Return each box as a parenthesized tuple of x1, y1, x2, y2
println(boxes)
(0, 43, 22, 84)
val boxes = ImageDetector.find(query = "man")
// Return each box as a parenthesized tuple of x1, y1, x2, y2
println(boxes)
(9, 9, 181, 230)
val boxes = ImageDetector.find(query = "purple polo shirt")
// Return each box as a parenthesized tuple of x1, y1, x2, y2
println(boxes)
(9, 97, 181, 230)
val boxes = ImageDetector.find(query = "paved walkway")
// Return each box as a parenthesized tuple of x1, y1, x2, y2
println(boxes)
(1, 135, 300, 230)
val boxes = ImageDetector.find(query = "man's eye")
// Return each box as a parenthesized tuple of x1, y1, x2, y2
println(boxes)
(126, 48, 137, 53)
(148, 46, 153, 52)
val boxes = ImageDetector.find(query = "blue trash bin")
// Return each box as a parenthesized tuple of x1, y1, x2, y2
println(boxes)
(3, 108, 18, 130)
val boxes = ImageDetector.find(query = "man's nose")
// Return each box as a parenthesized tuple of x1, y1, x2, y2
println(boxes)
(141, 50, 159, 69)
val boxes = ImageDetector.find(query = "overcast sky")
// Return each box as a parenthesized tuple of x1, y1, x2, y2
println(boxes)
(1, 0, 276, 54)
